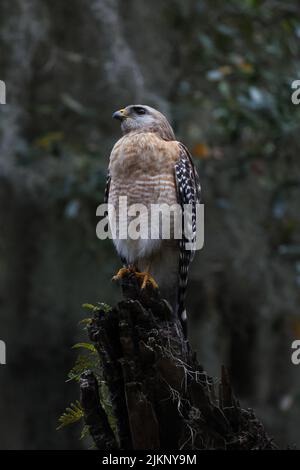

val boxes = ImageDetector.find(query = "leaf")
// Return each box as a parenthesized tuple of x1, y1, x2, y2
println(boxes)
(67, 354, 96, 382)
(82, 302, 111, 314)
(218, 65, 233, 76)
(72, 342, 97, 353)
(237, 62, 254, 74)
(82, 303, 98, 311)
(80, 425, 89, 440)
(78, 317, 92, 326)
(57, 401, 84, 430)
(192, 143, 210, 159)
(97, 302, 112, 313)
(34, 132, 64, 150)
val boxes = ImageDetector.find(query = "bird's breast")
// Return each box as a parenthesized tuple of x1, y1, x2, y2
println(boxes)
(108, 132, 179, 207)
(107, 133, 180, 263)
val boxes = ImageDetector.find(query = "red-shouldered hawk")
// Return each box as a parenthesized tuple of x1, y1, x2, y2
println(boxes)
(105, 105, 201, 334)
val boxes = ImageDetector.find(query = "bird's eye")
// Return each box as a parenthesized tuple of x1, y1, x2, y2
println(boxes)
(134, 107, 146, 115)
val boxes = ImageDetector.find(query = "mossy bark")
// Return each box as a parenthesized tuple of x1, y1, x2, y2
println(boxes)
(80, 273, 277, 450)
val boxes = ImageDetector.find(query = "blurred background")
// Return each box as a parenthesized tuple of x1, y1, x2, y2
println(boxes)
(0, 0, 300, 449)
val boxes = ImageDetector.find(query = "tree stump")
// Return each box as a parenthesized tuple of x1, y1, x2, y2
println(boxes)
(79, 273, 277, 450)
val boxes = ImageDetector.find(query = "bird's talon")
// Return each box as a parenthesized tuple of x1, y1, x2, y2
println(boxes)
(135, 271, 158, 290)
(112, 267, 132, 282)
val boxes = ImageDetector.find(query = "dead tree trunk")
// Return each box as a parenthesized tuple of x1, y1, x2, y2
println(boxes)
(79, 273, 277, 450)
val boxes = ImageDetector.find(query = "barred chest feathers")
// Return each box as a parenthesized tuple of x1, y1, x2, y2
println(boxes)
(108, 132, 179, 264)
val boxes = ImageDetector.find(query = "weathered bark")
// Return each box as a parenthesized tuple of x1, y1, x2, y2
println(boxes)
(80, 273, 277, 450)
(80, 370, 118, 450)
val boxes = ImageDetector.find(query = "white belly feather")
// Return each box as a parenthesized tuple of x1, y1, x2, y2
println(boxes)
(113, 237, 163, 265)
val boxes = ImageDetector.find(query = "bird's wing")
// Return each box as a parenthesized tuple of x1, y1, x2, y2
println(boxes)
(174, 143, 201, 322)
(104, 169, 111, 204)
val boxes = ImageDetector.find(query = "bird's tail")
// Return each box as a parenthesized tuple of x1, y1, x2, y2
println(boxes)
(177, 288, 188, 338)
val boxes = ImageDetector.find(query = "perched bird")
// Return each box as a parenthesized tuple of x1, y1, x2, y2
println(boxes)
(105, 105, 201, 332)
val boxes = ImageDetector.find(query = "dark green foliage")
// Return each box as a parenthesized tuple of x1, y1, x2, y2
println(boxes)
(58, 302, 114, 440)
(57, 401, 84, 430)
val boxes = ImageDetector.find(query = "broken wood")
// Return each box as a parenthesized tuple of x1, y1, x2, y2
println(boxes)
(79, 272, 277, 450)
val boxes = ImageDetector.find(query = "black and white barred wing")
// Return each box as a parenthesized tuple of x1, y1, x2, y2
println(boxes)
(174, 143, 201, 322)
(175, 143, 201, 256)
(104, 169, 111, 204)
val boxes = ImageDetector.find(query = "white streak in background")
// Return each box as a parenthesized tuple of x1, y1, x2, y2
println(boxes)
(291, 80, 300, 105)
(0, 0, 48, 178)
(90, 0, 170, 113)
(0, 340, 6, 365)
(91, 0, 145, 97)
(0, 81, 6, 104)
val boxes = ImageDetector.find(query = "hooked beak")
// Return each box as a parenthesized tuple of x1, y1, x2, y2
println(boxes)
(112, 108, 128, 121)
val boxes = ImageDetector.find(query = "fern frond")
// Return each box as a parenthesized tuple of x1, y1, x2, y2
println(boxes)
(97, 302, 112, 313)
(72, 342, 97, 353)
(67, 354, 96, 382)
(57, 401, 84, 430)
(82, 303, 99, 311)
(80, 425, 89, 440)
(78, 317, 91, 325)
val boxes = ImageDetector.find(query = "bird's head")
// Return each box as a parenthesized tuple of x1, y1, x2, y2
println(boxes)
(112, 104, 175, 141)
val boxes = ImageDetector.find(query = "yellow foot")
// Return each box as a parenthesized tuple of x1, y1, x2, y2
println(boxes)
(135, 271, 159, 290)
(112, 267, 133, 282)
